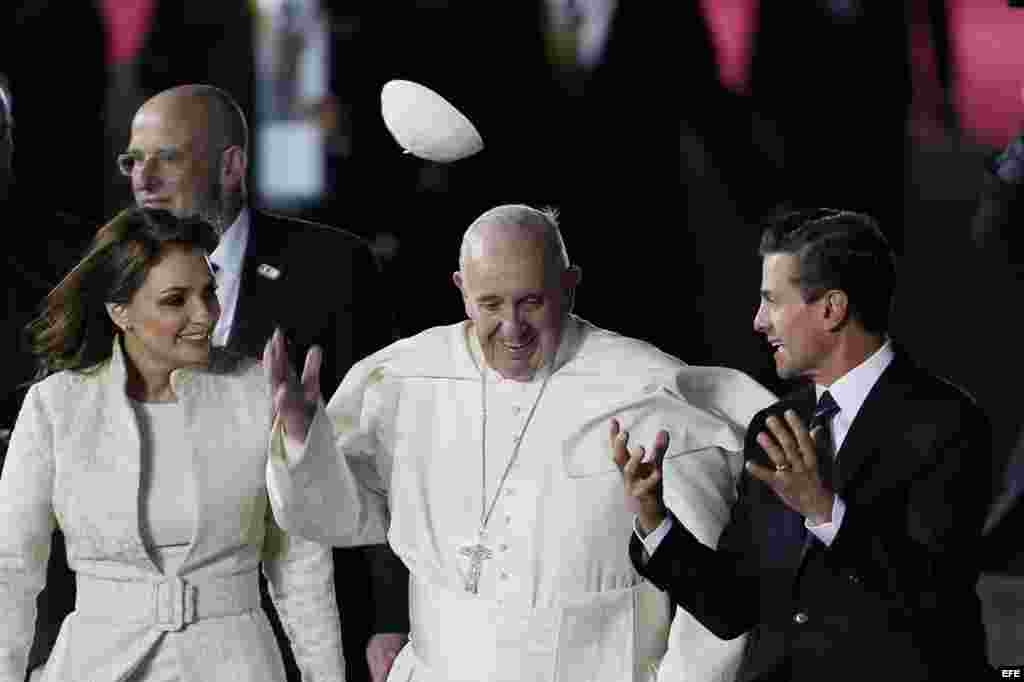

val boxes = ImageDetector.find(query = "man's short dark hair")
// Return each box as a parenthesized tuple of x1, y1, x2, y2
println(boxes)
(759, 208, 896, 334)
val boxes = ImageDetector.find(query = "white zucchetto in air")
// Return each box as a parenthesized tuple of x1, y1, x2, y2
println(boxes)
(380, 79, 483, 163)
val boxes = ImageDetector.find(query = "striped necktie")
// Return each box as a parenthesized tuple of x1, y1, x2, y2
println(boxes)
(811, 391, 841, 488)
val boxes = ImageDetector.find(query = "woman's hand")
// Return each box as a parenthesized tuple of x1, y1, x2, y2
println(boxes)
(263, 328, 322, 444)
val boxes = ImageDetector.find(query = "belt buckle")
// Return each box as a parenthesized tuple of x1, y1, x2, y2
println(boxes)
(153, 576, 196, 632)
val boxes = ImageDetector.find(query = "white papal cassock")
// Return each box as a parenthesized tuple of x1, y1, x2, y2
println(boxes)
(267, 316, 776, 682)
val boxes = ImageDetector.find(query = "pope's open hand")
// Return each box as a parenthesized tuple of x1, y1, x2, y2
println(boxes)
(610, 418, 669, 534)
(263, 328, 322, 444)
(747, 410, 834, 525)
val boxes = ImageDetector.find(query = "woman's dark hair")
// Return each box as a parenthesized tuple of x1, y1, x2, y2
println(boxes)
(759, 208, 897, 335)
(28, 207, 218, 378)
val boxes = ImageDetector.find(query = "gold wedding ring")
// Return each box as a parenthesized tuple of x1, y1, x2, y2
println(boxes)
(775, 463, 792, 472)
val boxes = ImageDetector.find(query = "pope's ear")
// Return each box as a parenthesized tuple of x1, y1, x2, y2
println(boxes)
(106, 302, 129, 331)
(453, 270, 478, 320)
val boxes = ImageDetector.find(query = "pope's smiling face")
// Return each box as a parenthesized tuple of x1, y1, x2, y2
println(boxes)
(455, 230, 578, 382)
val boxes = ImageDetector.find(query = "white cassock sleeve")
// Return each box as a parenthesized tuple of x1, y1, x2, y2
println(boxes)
(266, 358, 391, 547)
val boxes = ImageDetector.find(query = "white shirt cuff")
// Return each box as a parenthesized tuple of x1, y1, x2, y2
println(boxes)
(806, 495, 846, 546)
(633, 515, 674, 562)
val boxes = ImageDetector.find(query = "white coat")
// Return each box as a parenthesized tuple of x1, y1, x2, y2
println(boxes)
(0, 340, 345, 681)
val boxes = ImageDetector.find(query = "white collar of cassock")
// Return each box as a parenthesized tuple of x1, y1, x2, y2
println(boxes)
(464, 315, 582, 384)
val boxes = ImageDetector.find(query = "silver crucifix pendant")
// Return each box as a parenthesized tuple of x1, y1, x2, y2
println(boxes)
(458, 530, 493, 594)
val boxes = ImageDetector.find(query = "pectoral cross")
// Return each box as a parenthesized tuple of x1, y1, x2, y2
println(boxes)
(458, 532, 493, 594)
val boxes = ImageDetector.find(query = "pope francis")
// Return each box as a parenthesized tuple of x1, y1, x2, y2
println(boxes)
(265, 204, 777, 681)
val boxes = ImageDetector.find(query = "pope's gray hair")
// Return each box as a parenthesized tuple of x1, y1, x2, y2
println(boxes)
(458, 204, 571, 272)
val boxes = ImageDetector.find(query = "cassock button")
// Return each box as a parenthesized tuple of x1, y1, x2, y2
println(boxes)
(499, 543, 508, 551)
(793, 612, 809, 625)
(511, 405, 522, 415)
(503, 488, 514, 496)
(500, 571, 509, 580)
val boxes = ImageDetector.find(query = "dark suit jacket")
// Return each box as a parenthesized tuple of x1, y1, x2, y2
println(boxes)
(972, 155, 1024, 574)
(228, 209, 407, 682)
(631, 347, 993, 681)
(225, 209, 394, 394)
(972, 160, 1024, 274)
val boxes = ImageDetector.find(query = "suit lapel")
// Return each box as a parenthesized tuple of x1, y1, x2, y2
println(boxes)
(229, 211, 286, 358)
(833, 351, 912, 494)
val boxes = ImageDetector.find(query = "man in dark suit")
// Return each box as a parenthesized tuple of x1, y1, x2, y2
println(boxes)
(613, 209, 993, 681)
(972, 109, 1024, 577)
(118, 84, 405, 682)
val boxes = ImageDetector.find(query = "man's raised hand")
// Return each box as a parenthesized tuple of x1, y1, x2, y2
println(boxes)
(610, 418, 670, 534)
(747, 410, 834, 526)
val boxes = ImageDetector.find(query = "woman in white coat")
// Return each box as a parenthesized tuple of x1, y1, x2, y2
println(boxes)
(0, 208, 345, 681)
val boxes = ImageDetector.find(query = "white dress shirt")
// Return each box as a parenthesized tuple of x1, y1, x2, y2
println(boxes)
(639, 339, 895, 556)
(209, 208, 251, 347)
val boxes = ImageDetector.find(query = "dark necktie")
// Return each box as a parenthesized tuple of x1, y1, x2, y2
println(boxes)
(811, 391, 841, 489)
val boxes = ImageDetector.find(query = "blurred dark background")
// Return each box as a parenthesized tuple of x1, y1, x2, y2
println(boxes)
(2, 0, 1022, 670)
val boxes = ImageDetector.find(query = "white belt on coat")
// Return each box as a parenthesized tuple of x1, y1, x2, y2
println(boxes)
(404, 575, 669, 682)
(74, 569, 261, 632)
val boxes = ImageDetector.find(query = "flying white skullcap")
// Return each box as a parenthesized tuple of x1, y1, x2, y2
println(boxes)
(380, 79, 483, 163)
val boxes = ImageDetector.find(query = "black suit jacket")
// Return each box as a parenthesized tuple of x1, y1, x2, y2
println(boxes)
(972, 154, 1024, 574)
(225, 209, 394, 394)
(631, 348, 993, 681)
(227, 210, 407, 682)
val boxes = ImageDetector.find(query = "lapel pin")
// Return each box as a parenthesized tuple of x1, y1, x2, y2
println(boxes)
(257, 263, 281, 280)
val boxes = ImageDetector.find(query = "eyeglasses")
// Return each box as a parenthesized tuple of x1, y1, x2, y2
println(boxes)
(116, 147, 184, 177)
